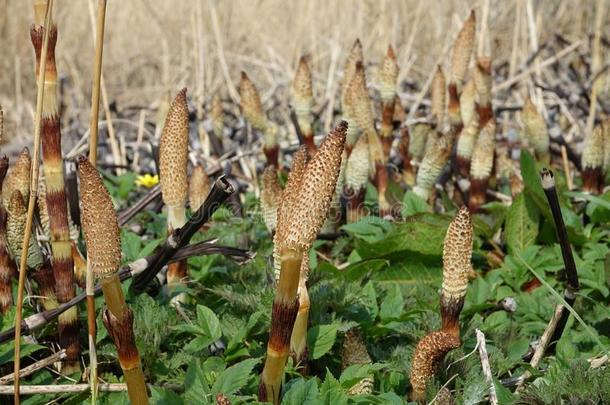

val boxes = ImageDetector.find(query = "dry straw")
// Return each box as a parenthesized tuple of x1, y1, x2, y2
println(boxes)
(159, 88, 190, 298)
(292, 56, 316, 153)
(78, 156, 148, 405)
(259, 122, 346, 404)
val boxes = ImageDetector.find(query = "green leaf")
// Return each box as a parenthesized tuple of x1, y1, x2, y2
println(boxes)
(341, 259, 389, 281)
(401, 190, 429, 217)
(504, 193, 539, 254)
(361, 281, 379, 321)
(341, 216, 392, 244)
(307, 324, 338, 360)
(379, 285, 404, 321)
(520, 150, 552, 222)
(121, 230, 142, 262)
(340, 363, 386, 389)
(150, 386, 184, 405)
(358, 213, 451, 258)
(281, 378, 319, 405)
(196, 305, 222, 342)
(319, 370, 348, 405)
(211, 357, 259, 396)
(185, 359, 211, 404)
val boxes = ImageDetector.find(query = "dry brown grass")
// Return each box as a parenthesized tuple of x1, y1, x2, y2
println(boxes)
(0, 0, 606, 155)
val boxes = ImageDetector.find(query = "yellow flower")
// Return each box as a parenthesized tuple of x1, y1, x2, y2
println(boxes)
(135, 174, 159, 188)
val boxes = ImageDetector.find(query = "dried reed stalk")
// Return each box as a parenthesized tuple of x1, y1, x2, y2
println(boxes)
(292, 56, 316, 153)
(78, 156, 148, 405)
(30, 0, 79, 374)
(259, 122, 346, 404)
(159, 89, 190, 300)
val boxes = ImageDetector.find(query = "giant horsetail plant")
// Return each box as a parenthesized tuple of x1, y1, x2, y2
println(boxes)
(0, 155, 14, 313)
(581, 123, 605, 194)
(456, 78, 479, 175)
(189, 163, 210, 212)
(289, 255, 310, 370)
(341, 39, 364, 156)
(521, 97, 551, 164)
(431, 65, 446, 127)
(603, 118, 610, 179)
(413, 131, 452, 201)
(210, 93, 225, 156)
(469, 118, 496, 211)
(159, 88, 190, 301)
(3, 148, 31, 206)
(78, 156, 149, 405)
(30, 0, 79, 373)
(410, 207, 472, 402)
(239, 72, 280, 167)
(341, 329, 374, 395)
(397, 127, 416, 186)
(259, 122, 346, 404)
(447, 10, 475, 130)
(349, 62, 391, 216)
(292, 56, 316, 153)
(260, 166, 282, 234)
(345, 134, 370, 223)
(379, 45, 399, 159)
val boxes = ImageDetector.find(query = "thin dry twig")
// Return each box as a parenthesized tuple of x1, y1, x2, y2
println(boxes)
(476, 329, 498, 405)
(0, 350, 66, 385)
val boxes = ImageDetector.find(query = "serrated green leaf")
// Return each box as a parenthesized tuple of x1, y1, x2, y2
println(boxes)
(211, 357, 259, 396)
(401, 190, 429, 217)
(150, 386, 184, 405)
(185, 358, 211, 404)
(379, 285, 404, 321)
(307, 324, 338, 360)
(505, 193, 539, 254)
(281, 378, 319, 405)
(196, 305, 222, 342)
(319, 370, 348, 405)
(340, 363, 386, 389)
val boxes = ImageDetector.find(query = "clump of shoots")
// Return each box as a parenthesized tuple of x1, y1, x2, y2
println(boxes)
(189, 164, 210, 212)
(440, 206, 473, 337)
(469, 118, 496, 211)
(581, 124, 605, 194)
(431, 65, 446, 127)
(259, 122, 346, 404)
(521, 97, 550, 164)
(239, 72, 280, 167)
(78, 156, 148, 405)
(409, 331, 461, 402)
(0, 155, 14, 313)
(292, 56, 316, 153)
(261, 166, 282, 234)
(341, 329, 373, 395)
(159, 88, 190, 300)
(345, 134, 370, 223)
(379, 45, 399, 158)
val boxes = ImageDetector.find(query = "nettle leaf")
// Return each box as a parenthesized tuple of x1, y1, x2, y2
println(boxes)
(150, 386, 184, 405)
(196, 305, 222, 341)
(185, 358, 211, 404)
(339, 363, 386, 389)
(341, 216, 392, 244)
(342, 259, 389, 281)
(211, 358, 259, 397)
(379, 285, 404, 321)
(361, 281, 379, 321)
(401, 190, 429, 217)
(319, 370, 348, 405)
(281, 378, 319, 405)
(505, 193, 539, 254)
(358, 213, 450, 258)
(0, 343, 46, 365)
(307, 324, 338, 360)
(121, 229, 142, 262)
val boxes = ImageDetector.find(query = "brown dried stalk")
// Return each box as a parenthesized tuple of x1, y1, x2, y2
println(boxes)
(259, 122, 346, 404)
(341, 330, 373, 395)
(239, 72, 279, 167)
(440, 206, 473, 337)
(522, 97, 550, 164)
(581, 124, 604, 194)
(410, 331, 461, 402)
(379, 45, 399, 158)
(469, 118, 496, 211)
(159, 88, 190, 299)
(30, 3, 79, 373)
(78, 156, 148, 405)
(292, 56, 316, 153)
